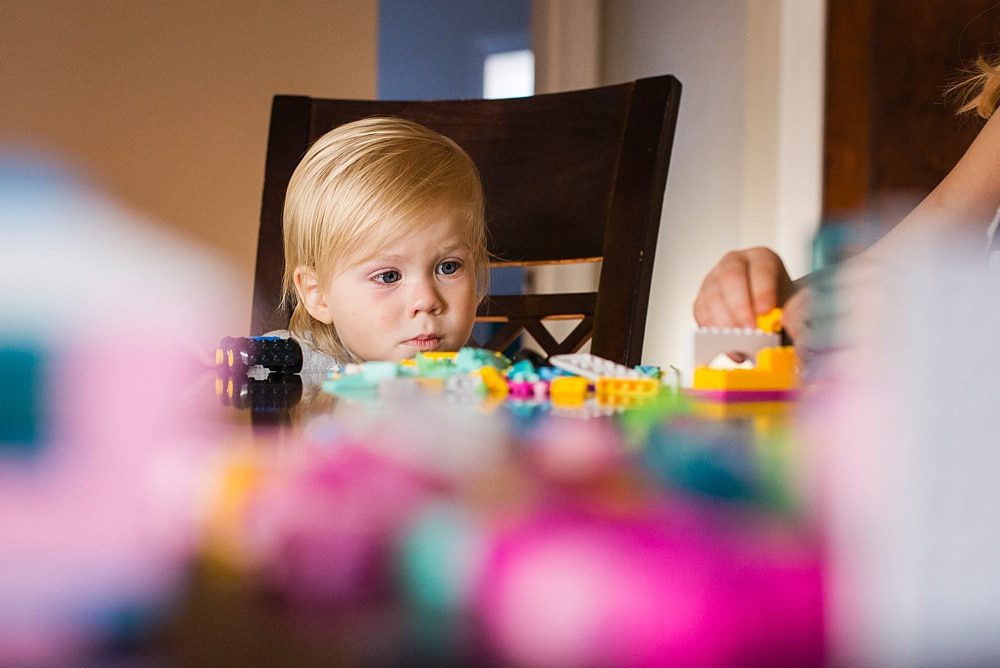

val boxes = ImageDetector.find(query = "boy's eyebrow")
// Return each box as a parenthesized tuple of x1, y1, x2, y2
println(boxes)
(362, 241, 471, 263)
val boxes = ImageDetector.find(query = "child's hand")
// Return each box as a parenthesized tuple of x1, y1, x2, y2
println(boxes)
(693, 247, 796, 331)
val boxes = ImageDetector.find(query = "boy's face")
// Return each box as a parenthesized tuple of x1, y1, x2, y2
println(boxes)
(307, 215, 478, 362)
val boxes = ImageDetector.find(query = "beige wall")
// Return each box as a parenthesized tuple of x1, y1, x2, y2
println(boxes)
(601, 0, 825, 370)
(1, 1, 377, 330)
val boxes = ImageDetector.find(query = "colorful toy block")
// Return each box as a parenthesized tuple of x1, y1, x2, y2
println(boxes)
(549, 375, 588, 407)
(755, 307, 783, 333)
(690, 346, 798, 401)
(689, 327, 781, 368)
(478, 366, 509, 399)
(595, 377, 660, 407)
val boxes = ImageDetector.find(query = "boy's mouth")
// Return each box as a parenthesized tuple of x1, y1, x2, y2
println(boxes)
(403, 334, 443, 351)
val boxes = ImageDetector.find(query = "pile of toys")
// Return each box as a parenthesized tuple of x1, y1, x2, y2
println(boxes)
(321, 349, 673, 414)
(216, 308, 801, 414)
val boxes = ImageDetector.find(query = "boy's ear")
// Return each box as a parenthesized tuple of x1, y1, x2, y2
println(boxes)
(293, 266, 334, 324)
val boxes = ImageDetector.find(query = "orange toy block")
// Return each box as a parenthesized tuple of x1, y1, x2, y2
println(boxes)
(692, 346, 798, 392)
(755, 307, 783, 333)
(595, 377, 659, 398)
(595, 377, 660, 408)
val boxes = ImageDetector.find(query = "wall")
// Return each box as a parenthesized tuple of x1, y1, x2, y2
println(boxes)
(378, 0, 530, 100)
(601, 0, 825, 369)
(0, 1, 377, 332)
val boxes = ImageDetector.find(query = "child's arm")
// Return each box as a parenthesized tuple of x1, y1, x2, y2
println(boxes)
(866, 110, 1000, 262)
(694, 110, 1000, 343)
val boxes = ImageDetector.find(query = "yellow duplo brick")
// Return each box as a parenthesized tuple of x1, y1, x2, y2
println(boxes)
(755, 307, 784, 333)
(595, 377, 659, 397)
(478, 366, 509, 398)
(550, 375, 588, 406)
(757, 346, 797, 375)
(691, 346, 798, 392)
(401, 351, 457, 367)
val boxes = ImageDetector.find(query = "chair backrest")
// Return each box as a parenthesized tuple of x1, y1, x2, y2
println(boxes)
(252, 75, 681, 365)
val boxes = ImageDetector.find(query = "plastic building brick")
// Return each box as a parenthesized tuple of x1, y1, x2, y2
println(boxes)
(322, 361, 403, 397)
(414, 353, 458, 379)
(454, 347, 511, 373)
(549, 376, 588, 407)
(595, 377, 660, 409)
(508, 380, 536, 399)
(404, 351, 457, 365)
(217, 335, 304, 374)
(531, 380, 549, 400)
(686, 306, 791, 388)
(444, 373, 486, 398)
(689, 327, 781, 369)
(755, 307, 783, 333)
(324, 370, 379, 396)
(690, 346, 799, 401)
(635, 365, 662, 379)
(550, 353, 641, 381)
(360, 361, 400, 383)
(507, 378, 548, 400)
(478, 366, 509, 399)
(508, 358, 537, 381)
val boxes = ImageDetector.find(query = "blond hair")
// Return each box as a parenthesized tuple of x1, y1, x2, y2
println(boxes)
(952, 55, 1000, 118)
(281, 116, 488, 361)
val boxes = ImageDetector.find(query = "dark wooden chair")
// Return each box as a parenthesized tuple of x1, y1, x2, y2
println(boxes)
(251, 75, 681, 365)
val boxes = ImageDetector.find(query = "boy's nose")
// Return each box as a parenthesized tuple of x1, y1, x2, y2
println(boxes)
(409, 280, 443, 316)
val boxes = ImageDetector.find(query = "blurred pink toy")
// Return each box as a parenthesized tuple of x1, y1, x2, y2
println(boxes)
(476, 505, 823, 667)
(0, 154, 238, 662)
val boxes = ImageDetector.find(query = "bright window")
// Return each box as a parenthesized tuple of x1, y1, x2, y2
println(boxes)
(483, 49, 534, 99)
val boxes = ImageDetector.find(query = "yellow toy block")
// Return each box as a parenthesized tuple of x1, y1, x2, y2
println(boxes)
(478, 365, 509, 399)
(755, 307, 784, 334)
(692, 346, 798, 392)
(549, 375, 588, 407)
(595, 377, 659, 399)
(400, 351, 457, 367)
(595, 377, 660, 408)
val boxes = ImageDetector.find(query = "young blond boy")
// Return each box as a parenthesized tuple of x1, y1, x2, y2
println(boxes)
(278, 117, 488, 372)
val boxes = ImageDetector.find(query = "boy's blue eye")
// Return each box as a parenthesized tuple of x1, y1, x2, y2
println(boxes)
(373, 270, 401, 284)
(438, 260, 461, 276)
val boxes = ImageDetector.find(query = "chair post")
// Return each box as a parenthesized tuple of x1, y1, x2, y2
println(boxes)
(592, 75, 682, 366)
(251, 95, 312, 335)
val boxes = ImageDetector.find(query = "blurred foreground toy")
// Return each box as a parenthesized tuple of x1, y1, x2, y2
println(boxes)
(0, 153, 237, 662)
(475, 505, 823, 667)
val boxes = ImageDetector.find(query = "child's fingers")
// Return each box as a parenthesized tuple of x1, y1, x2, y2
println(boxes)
(747, 259, 782, 316)
(745, 246, 792, 314)
(694, 248, 791, 329)
(693, 264, 745, 327)
(712, 252, 757, 328)
(693, 283, 733, 327)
